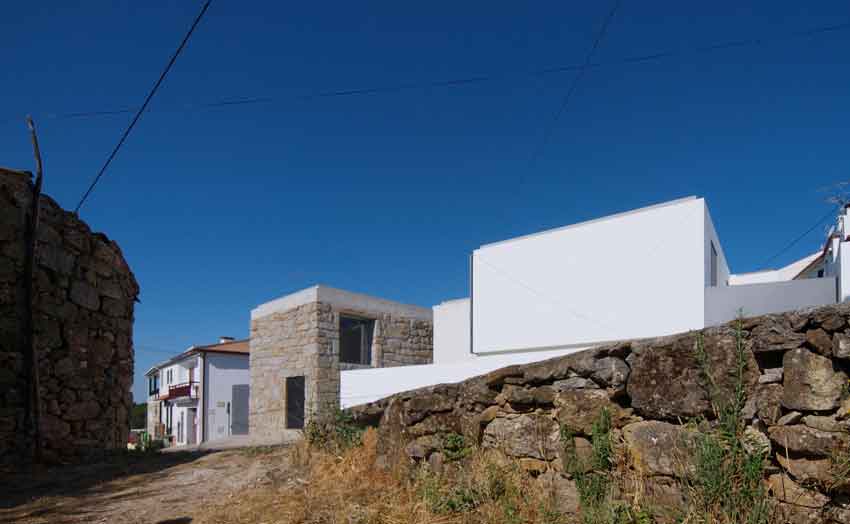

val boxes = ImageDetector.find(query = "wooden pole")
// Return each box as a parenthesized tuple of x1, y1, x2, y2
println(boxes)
(22, 116, 44, 462)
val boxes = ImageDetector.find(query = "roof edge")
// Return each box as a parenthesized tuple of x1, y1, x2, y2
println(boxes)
(477, 196, 699, 251)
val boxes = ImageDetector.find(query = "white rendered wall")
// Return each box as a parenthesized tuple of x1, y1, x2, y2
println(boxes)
(433, 298, 471, 364)
(340, 346, 588, 408)
(729, 252, 822, 286)
(471, 197, 706, 354)
(839, 242, 850, 303)
(203, 353, 250, 442)
(704, 278, 837, 326)
(157, 357, 197, 389)
(704, 206, 730, 288)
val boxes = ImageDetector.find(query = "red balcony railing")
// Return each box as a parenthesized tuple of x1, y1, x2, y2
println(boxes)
(158, 381, 199, 400)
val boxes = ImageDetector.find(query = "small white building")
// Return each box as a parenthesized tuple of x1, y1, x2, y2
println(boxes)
(145, 338, 250, 446)
(341, 196, 843, 406)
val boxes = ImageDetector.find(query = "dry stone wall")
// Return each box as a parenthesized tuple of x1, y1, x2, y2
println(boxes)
(0, 168, 138, 465)
(349, 304, 850, 523)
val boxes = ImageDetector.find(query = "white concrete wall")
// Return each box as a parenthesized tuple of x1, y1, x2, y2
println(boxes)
(839, 243, 850, 303)
(729, 252, 822, 285)
(704, 277, 837, 326)
(340, 346, 588, 408)
(203, 353, 250, 442)
(704, 206, 730, 288)
(471, 197, 706, 354)
(160, 402, 192, 446)
(157, 357, 198, 390)
(433, 298, 471, 364)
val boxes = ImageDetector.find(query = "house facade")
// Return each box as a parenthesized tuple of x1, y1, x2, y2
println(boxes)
(249, 286, 432, 438)
(145, 338, 250, 446)
(462, 196, 835, 356)
(246, 197, 850, 437)
(338, 197, 841, 407)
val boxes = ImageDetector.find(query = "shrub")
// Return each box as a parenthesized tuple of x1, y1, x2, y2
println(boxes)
(304, 410, 364, 452)
(441, 432, 472, 462)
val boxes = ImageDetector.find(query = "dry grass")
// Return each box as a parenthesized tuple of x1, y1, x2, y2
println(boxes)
(195, 429, 565, 524)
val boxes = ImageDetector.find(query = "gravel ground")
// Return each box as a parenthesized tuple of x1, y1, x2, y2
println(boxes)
(0, 445, 293, 524)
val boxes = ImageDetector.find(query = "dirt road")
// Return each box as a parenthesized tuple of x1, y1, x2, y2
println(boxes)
(1, 446, 293, 524)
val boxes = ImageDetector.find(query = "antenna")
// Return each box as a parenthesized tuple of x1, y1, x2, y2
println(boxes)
(819, 180, 850, 208)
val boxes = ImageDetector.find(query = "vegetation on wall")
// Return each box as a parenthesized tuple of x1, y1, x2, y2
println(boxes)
(686, 322, 770, 524)
(200, 307, 850, 524)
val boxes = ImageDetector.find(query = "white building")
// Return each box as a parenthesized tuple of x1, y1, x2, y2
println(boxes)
(145, 338, 250, 446)
(341, 196, 842, 407)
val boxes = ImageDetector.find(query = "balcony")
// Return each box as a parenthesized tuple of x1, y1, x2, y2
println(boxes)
(158, 381, 199, 401)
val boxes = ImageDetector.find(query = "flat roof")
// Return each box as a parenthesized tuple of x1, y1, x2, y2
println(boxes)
(477, 196, 699, 251)
(729, 251, 823, 283)
(251, 284, 432, 321)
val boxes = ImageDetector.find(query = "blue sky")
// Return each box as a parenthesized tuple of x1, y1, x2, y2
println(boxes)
(2, 2, 848, 401)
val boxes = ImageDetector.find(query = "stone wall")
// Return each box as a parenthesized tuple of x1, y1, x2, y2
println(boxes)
(349, 304, 850, 523)
(250, 299, 432, 438)
(373, 314, 432, 367)
(0, 168, 138, 464)
(250, 302, 331, 439)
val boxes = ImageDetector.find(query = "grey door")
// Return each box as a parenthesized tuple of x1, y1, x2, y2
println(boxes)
(231, 384, 250, 435)
(286, 376, 305, 429)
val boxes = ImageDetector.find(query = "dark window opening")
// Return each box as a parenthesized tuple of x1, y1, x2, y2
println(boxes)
(165, 404, 172, 434)
(148, 375, 159, 396)
(285, 376, 305, 429)
(817, 269, 825, 278)
(339, 316, 374, 365)
(710, 242, 718, 287)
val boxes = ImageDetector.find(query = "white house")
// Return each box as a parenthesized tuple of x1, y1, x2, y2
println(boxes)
(145, 337, 250, 446)
(340, 196, 842, 407)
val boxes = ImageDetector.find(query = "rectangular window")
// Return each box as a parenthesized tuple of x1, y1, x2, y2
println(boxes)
(285, 376, 305, 429)
(339, 316, 374, 365)
(148, 375, 159, 395)
(710, 242, 718, 287)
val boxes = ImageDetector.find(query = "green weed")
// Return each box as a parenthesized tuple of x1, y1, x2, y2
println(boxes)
(687, 319, 769, 524)
(304, 410, 364, 452)
(442, 432, 473, 462)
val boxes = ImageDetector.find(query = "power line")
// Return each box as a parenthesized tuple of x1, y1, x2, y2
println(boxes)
(6, 20, 848, 127)
(74, 0, 212, 214)
(760, 205, 838, 268)
(529, 0, 622, 166)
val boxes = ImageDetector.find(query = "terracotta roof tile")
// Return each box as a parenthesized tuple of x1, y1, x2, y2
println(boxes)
(194, 339, 249, 354)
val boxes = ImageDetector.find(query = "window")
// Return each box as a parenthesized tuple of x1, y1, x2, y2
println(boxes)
(148, 374, 159, 396)
(710, 242, 718, 287)
(817, 269, 825, 278)
(339, 316, 374, 365)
